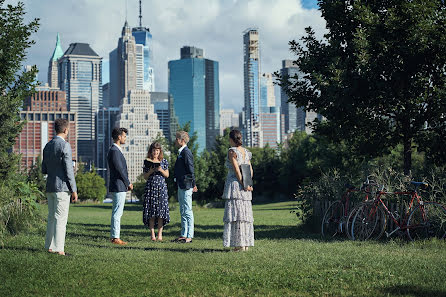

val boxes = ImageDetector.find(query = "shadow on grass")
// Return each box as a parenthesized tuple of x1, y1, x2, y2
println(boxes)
(73, 204, 142, 212)
(1, 246, 41, 253)
(71, 222, 321, 240)
(380, 285, 446, 297)
(81, 243, 230, 254)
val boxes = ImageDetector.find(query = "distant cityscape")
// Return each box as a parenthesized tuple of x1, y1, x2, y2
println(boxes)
(14, 1, 322, 184)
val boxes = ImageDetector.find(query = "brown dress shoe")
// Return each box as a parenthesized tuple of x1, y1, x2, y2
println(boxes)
(111, 238, 127, 245)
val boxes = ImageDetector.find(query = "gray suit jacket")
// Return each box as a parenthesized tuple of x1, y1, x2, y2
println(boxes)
(42, 136, 77, 193)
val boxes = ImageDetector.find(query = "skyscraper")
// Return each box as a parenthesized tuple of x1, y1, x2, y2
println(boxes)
(168, 46, 220, 151)
(58, 43, 102, 165)
(48, 33, 63, 89)
(243, 28, 262, 147)
(116, 90, 162, 183)
(150, 92, 170, 140)
(260, 73, 275, 113)
(109, 21, 138, 108)
(132, 0, 155, 92)
(280, 60, 300, 134)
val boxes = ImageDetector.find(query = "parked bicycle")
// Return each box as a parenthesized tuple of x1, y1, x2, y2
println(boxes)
(321, 177, 378, 239)
(351, 181, 446, 241)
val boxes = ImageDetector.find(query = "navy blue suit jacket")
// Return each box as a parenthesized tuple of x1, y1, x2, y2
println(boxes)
(174, 146, 196, 190)
(107, 145, 130, 192)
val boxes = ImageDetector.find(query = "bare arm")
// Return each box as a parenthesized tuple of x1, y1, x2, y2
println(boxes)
(157, 167, 169, 178)
(229, 150, 243, 185)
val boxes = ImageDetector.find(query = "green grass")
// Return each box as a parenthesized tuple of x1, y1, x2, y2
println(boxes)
(1, 201, 446, 297)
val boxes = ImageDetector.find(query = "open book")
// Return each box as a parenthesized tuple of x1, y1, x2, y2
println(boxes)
(240, 164, 253, 188)
(144, 159, 161, 170)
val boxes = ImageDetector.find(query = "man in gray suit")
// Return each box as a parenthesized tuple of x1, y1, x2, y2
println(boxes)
(42, 118, 78, 256)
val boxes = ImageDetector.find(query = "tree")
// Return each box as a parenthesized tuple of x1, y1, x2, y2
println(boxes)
(75, 164, 107, 202)
(27, 155, 46, 198)
(0, 1, 39, 179)
(280, 0, 446, 174)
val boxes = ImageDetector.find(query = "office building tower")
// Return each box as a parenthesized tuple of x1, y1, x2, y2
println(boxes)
(220, 109, 239, 135)
(48, 33, 63, 89)
(150, 92, 170, 140)
(261, 107, 281, 148)
(58, 42, 102, 165)
(109, 21, 137, 108)
(243, 28, 262, 147)
(280, 60, 300, 134)
(116, 90, 162, 183)
(132, 0, 155, 92)
(168, 46, 220, 151)
(102, 83, 110, 108)
(14, 90, 77, 170)
(260, 73, 276, 113)
(96, 106, 120, 186)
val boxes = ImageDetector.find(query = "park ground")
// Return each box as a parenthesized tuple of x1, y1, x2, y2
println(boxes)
(1, 201, 446, 297)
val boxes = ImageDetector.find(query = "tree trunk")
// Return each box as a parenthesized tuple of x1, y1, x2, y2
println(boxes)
(403, 135, 412, 176)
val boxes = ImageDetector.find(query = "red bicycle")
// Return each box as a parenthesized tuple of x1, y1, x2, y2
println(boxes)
(351, 181, 446, 241)
(321, 177, 377, 239)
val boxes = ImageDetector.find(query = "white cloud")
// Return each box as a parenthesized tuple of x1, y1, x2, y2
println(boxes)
(20, 0, 325, 111)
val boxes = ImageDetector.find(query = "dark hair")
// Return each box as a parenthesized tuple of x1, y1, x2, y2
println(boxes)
(112, 127, 128, 141)
(55, 118, 69, 134)
(229, 129, 243, 146)
(147, 142, 164, 161)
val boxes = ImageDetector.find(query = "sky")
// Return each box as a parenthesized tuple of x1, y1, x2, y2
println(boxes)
(17, 0, 326, 112)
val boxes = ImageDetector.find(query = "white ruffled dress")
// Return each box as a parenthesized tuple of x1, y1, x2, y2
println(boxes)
(222, 147, 254, 247)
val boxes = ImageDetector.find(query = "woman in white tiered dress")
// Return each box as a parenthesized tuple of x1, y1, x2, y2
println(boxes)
(222, 129, 254, 251)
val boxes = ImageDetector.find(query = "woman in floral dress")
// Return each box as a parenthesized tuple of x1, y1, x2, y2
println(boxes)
(143, 142, 170, 241)
(222, 129, 254, 251)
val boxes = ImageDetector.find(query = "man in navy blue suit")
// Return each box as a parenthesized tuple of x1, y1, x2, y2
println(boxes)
(173, 131, 197, 243)
(107, 127, 133, 245)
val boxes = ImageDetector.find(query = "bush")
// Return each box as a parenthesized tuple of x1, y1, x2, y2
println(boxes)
(75, 165, 107, 202)
(0, 175, 43, 244)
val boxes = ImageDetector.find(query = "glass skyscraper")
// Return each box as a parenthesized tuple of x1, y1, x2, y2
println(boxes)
(132, 27, 155, 92)
(58, 43, 102, 165)
(168, 46, 220, 152)
(243, 29, 262, 147)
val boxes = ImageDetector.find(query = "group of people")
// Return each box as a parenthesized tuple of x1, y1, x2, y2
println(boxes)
(42, 118, 254, 256)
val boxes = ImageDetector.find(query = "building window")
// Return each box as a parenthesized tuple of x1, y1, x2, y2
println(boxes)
(70, 114, 75, 121)
(49, 114, 55, 121)
(20, 113, 26, 120)
(56, 114, 61, 119)
(63, 114, 68, 119)
(28, 114, 34, 121)
(42, 114, 48, 121)
(35, 114, 41, 121)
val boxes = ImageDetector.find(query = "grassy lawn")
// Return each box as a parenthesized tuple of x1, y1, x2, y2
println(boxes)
(1, 201, 446, 297)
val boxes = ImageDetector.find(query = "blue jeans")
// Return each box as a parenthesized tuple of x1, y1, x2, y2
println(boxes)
(110, 192, 126, 239)
(178, 187, 194, 238)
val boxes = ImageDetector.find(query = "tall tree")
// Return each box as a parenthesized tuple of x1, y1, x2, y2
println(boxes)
(0, 1, 39, 178)
(280, 0, 446, 174)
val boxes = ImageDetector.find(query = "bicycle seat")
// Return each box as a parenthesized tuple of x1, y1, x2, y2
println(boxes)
(410, 181, 428, 187)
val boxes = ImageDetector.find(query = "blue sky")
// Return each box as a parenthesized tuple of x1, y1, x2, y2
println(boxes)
(18, 0, 325, 112)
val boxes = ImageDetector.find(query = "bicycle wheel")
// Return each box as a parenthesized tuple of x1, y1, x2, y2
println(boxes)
(346, 203, 362, 240)
(351, 202, 384, 241)
(321, 201, 344, 239)
(406, 202, 446, 241)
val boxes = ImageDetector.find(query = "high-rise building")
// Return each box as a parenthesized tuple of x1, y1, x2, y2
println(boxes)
(109, 21, 137, 108)
(280, 60, 300, 134)
(102, 82, 110, 108)
(168, 46, 220, 151)
(260, 73, 276, 113)
(280, 60, 322, 135)
(261, 107, 281, 148)
(96, 106, 120, 187)
(48, 33, 63, 89)
(150, 92, 170, 140)
(116, 90, 162, 183)
(14, 90, 77, 170)
(58, 43, 102, 165)
(220, 109, 239, 135)
(132, 0, 155, 92)
(243, 28, 262, 147)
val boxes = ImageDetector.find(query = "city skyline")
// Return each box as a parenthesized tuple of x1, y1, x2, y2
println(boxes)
(18, 0, 325, 112)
